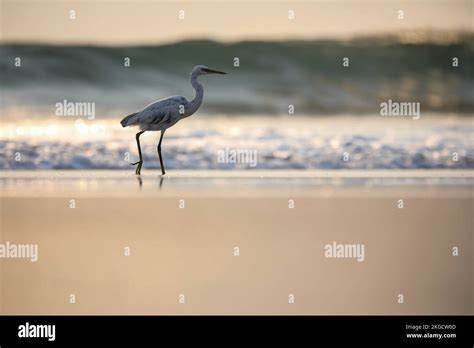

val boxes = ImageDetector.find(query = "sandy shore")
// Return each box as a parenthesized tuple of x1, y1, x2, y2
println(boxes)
(0, 170, 472, 314)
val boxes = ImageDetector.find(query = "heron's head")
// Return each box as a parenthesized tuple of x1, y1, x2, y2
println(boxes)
(192, 65, 227, 76)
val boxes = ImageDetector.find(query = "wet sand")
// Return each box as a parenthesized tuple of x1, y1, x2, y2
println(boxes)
(0, 170, 472, 314)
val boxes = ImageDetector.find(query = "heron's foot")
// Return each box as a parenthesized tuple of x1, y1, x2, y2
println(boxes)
(135, 162, 143, 175)
(130, 161, 143, 175)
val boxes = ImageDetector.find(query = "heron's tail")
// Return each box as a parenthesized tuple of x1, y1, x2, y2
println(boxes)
(120, 112, 138, 127)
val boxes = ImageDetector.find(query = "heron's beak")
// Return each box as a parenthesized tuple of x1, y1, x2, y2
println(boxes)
(203, 68, 227, 75)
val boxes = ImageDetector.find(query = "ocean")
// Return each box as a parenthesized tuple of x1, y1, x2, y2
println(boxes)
(1, 36, 473, 170)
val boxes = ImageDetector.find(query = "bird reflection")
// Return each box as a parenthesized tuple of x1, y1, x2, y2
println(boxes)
(159, 176, 164, 189)
(135, 175, 164, 190)
(136, 175, 143, 188)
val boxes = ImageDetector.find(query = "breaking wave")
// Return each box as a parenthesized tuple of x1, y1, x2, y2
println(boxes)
(1, 34, 473, 116)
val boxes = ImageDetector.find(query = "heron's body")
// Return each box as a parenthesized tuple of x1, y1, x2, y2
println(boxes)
(120, 65, 226, 175)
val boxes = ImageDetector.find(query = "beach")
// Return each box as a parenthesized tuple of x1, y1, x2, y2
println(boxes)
(1, 2, 473, 345)
(0, 170, 472, 315)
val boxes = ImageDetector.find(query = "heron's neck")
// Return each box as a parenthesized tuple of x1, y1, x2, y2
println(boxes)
(188, 74, 204, 116)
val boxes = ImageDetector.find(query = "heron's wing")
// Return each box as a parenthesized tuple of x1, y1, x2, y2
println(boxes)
(135, 96, 188, 125)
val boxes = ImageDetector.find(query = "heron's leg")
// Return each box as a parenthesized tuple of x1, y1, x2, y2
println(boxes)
(130, 131, 145, 175)
(157, 130, 166, 175)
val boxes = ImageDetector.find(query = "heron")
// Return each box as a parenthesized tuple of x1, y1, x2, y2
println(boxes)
(120, 65, 226, 175)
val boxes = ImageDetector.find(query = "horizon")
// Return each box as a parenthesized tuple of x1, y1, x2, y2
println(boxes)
(1, 29, 473, 47)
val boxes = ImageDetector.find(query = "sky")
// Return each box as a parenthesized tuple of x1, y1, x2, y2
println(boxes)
(0, 0, 472, 45)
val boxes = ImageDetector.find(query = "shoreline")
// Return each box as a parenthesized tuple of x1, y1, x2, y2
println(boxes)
(1, 170, 473, 198)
